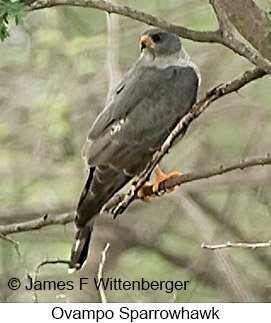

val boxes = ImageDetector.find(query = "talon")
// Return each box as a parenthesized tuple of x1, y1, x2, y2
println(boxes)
(137, 182, 152, 201)
(152, 166, 182, 193)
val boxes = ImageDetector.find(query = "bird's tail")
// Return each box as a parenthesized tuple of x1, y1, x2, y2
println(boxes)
(69, 167, 99, 271)
(69, 218, 95, 271)
(69, 166, 130, 271)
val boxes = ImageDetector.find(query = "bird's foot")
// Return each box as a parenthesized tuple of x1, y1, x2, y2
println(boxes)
(137, 182, 152, 201)
(152, 166, 182, 193)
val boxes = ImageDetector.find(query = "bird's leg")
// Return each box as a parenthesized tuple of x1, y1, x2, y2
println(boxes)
(137, 182, 152, 201)
(137, 166, 181, 200)
(152, 165, 182, 193)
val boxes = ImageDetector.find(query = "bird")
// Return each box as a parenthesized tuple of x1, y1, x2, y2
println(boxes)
(69, 27, 200, 271)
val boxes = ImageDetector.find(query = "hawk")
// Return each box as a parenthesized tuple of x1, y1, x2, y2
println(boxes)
(69, 27, 200, 270)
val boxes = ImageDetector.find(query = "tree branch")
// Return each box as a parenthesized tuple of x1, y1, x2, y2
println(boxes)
(209, 0, 271, 74)
(97, 242, 110, 303)
(0, 68, 267, 234)
(141, 154, 271, 197)
(105, 153, 271, 210)
(27, 0, 220, 42)
(111, 67, 267, 218)
(31, 258, 70, 302)
(24, 0, 271, 74)
(0, 211, 74, 235)
(202, 240, 271, 250)
(0, 233, 32, 300)
(0, 233, 29, 273)
(219, 0, 271, 61)
(209, 0, 232, 37)
(222, 37, 271, 75)
(1, 153, 270, 236)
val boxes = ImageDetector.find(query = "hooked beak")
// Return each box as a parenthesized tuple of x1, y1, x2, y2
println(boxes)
(140, 35, 152, 51)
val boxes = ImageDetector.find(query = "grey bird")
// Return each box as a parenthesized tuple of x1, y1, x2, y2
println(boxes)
(69, 27, 200, 271)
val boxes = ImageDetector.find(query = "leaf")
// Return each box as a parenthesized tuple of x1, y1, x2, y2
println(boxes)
(0, 24, 9, 41)
(0, 0, 27, 40)
(15, 13, 23, 25)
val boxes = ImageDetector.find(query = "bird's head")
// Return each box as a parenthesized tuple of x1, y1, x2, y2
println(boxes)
(140, 27, 182, 59)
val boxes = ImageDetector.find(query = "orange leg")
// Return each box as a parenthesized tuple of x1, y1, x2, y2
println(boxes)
(137, 182, 152, 201)
(152, 165, 182, 193)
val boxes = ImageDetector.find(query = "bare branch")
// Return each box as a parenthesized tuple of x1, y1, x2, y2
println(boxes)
(0, 211, 74, 235)
(97, 242, 110, 303)
(1, 154, 270, 235)
(104, 153, 271, 211)
(27, 0, 220, 42)
(223, 37, 271, 75)
(35, 259, 70, 270)
(210, 0, 232, 37)
(141, 154, 271, 196)
(24, 0, 271, 74)
(111, 67, 267, 218)
(202, 241, 271, 250)
(210, 0, 271, 74)
(178, 193, 254, 302)
(0, 68, 267, 234)
(31, 258, 70, 302)
(219, 0, 271, 61)
(0, 233, 33, 302)
(0, 233, 30, 275)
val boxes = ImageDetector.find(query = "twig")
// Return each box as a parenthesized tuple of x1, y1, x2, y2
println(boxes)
(141, 154, 271, 196)
(0, 233, 34, 302)
(31, 258, 70, 302)
(0, 69, 267, 233)
(218, 0, 271, 62)
(24, 0, 271, 73)
(97, 242, 110, 303)
(111, 67, 267, 218)
(222, 32, 271, 75)
(178, 193, 254, 302)
(202, 241, 271, 250)
(210, 0, 232, 37)
(104, 153, 271, 211)
(0, 211, 74, 235)
(27, 0, 220, 42)
(0, 233, 30, 276)
(0, 154, 270, 234)
(35, 259, 70, 271)
(210, 0, 271, 74)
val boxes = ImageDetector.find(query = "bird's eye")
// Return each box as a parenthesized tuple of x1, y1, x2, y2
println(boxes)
(151, 34, 161, 42)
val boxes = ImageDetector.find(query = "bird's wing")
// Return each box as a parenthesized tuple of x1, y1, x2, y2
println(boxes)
(86, 62, 156, 139)
(83, 65, 199, 168)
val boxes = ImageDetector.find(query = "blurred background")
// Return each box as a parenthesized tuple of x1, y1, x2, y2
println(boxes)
(0, 0, 271, 302)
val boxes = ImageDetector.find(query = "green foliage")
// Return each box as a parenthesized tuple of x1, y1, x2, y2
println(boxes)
(0, 0, 27, 41)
